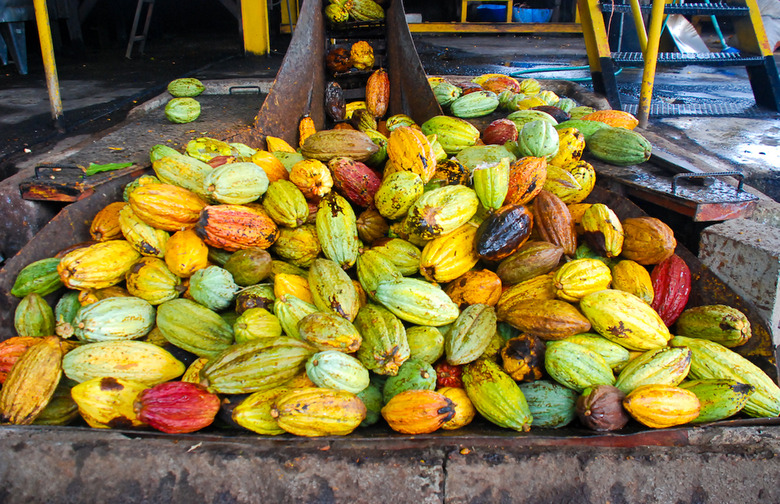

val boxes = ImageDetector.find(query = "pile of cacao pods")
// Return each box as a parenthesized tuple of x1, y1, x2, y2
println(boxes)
(165, 78, 205, 124)
(2, 69, 779, 438)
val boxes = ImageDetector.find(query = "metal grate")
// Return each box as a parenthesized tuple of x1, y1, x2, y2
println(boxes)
(599, 2, 750, 16)
(622, 102, 773, 117)
(612, 52, 765, 66)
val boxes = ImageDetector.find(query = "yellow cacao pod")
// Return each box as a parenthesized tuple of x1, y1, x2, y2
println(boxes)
(0, 336, 63, 425)
(58, 240, 141, 290)
(623, 384, 700, 428)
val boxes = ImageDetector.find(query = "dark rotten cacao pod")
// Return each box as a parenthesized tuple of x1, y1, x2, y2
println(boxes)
(475, 204, 533, 262)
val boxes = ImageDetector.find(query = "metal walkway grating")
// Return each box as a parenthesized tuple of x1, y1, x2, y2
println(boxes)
(621, 102, 775, 117)
(600, 2, 750, 16)
(612, 52, 766, 66)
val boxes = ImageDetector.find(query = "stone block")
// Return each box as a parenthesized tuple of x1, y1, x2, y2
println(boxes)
(699, 219, 780, 343)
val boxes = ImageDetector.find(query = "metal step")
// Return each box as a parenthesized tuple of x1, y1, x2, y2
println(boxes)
(611, 51, 765, 66)
(599, 2, 750, 16)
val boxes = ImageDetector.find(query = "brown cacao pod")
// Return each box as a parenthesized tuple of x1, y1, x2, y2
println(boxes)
(366, 68, 390, 118)
(620, 217, 677, 265)
(533, 190, 576, 256)
(475, 204, 534, 262)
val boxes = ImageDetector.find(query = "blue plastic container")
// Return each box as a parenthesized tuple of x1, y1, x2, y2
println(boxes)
(476, 4, 508, 22)
(512, 7, 553, 23)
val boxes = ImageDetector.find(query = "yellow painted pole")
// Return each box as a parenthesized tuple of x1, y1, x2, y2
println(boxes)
(637, 0, 666, 127)
(628, 0, 648, 53)
(32, 0, 65, 131)
(242, 0, 270, 56)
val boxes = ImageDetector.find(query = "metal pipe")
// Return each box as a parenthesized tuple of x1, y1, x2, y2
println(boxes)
(32, 0, 65, 131)
(628, 0, 648, 53)
(638, 0, 666, 127)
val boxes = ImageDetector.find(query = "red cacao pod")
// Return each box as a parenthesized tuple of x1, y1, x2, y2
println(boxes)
(435, 360, 464, 388)
(482, 119, 518, 146)
(135, 381, 221, 434)
(328, 156, 382, 208)
(0, 337, 40, 384)
(650, 254, 691, 327)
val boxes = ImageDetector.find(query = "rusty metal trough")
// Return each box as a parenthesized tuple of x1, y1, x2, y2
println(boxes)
(0, 0, 777, 449)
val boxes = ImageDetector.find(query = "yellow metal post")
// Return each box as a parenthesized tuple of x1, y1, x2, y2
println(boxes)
(242, 0, 270, 56)
(637, 0, 666, 127)
(32, 0, 64, 130)
(577, 0, 613, 74)
(628, 0, 648, 53)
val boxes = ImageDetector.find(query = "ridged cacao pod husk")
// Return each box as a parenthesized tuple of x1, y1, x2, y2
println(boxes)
(366, 68, 390, 118)
(152, 152, 213, 200)
(233, 307, 282, 344)
(548, 127, 585, 167)
(270, 225, 321, 269)
(620, 217, 677, 265)
(375, 277, 460, 327)
(374, 171, 424, 220)
(90, 201, 126, 242)
(129, 183, 207, 231)
(505, 156, 547, 207)
(135, 381, 220, 433)
(271, 387, 366, 437)
(534, 190, 577, 256)
(0, 337, 40, 384)
(581, 109, 639, 129)
(386, 126, 437, 183)
(542, 164, 584, 204)
(477, 202, 534, 260)
(587, 126, 652, 166)
(371, 238, 421, 276)
(62, 340, 184, 385)
(163, 229, 209, 279)
(11, 257, 63, 299)
(519, 380, 578, 429)
(506, 109, 556, 130)
(203, 162, 269, 205)
(544, 340, 616, 392)
(610, 259, 654, 305)
(420, 222, 480, 283)
(455, 145, 516, 174)
(614, 346, 692, 395)
(156, 298, 234, 358)
(381, 389, 454, 434)
(445, 304, 497, 366)
(351, 107, 377, 134)
(431, 158, 470, 187)
(356, 207, 389, 245)
(252, 150, 290, 182)
(580, 289, 671, 351)
(462, 358, 533, 431)
(262, 180, 309, 228)
(325, 81, 346, 121)
(197, 203, 278, 252)
(118, 204, 169, 258)
(354, 303, 410, 375)
(301, 129, 379, 163)
(623, 384, 700, 428)
(188, 265, 239, 312)
(500, 333, 546, 382)
(201, 337, 316, 394)
(405, 185, 479, 240)
(231, 386, 290, 435)
(357, 249, 402, 301)
(670, 335, 780, 417)
(406, 325, 445, 365)
(552, 258, 613, 302)
(650, 254, 691, 327)
(328, 156, 381, 208)
(496, 273, 557, 314)
(71, 296, 155, 342)
(564, 333, 631, 372)
(298, 312, 362, 353)
(14, 292, 55, 338)
(517, 120, 560, 159)
(273, 294, 319, 341)
(308, 258, 360, 321)
(315, 192, 360, 269)
(0, 336, 63, 425)
(71, 376, 149, 428)
(450, 90, 500, 118)
(576, 384, 629, 431)
(554, 118, 609, 140)
(675, 305, 751, 348)
(679, 379, 754, 423)
(274, 273, 313, 304)
(54, 291, 81, 338)
(125, 257, 183, 305)
(419, 115, 480, 155)
(305, 350, 369, 394)
(444, 269, 502, 309)
(289, 159, 334, 200)
(58, 240, 141, 290)
(495, 240, 563, 285)
(581, 203, 623, 258)
(382, 358, 437, 403)
(438, 386, 476, 430)
(482, 118, 519, 146)
(432, 81, 462, 108)
(499, 298, 591, 340)
(235, 283, 275, 315)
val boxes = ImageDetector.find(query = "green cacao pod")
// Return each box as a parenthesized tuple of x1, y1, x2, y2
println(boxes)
(382, 358, 436, 403)
(204, 161, 269, 205)
(586, 126, 652, 166)
(420, 115, 480, 155)
(306, 350, 370, 394)
(462, 358, 533, 431)
(308, 258, 360, 322)
(11, 257, 63, 298)
(165, 97, 201, 124)
(544, 340, 616, 392)
(354, 303, 410, 376)
(298, 312, 362, 353)
(188, 265, 239, 312)
(406, 325, 445, 365)
(674, 305, 751, 348)
(233, 307, 282, 343)
(71, 296, 156, 342)
(404, 185, 479, 240)
(518, 379, 579, 429)
(273, 294, 319, 341)
(315, 192, 359, 269)
(614, 346, 692, 394)
(14, 292, 55, 338)
(679, 379, 754, 424)
(262, 180, 309, 228)
(371, 238, 421, 276)
(449, 90, 500, 118)
(445, 304, 498, 366)
(375, 277, 460, 326)
(167, 78, 205, 97)
(232, 387, 290, 435)
(156, 298, 234, 358)
(564, 333, 631, 372)
(516, 120, 559, 159)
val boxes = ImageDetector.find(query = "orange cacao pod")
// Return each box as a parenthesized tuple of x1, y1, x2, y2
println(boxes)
(129, 183, 207, 232)
(366, 68, 390, 118)
(621, 217, 677, 265)
(196, 204, 278, 251)
(505, 156, 547, 206)
(444, 269, 503, 309)
(381, 389, 455, 434)
(90, 202, 125, 241)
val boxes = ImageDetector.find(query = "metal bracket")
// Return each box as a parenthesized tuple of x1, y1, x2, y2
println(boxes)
(671, 171, 745, 195)
(229, 86, 262, 94)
